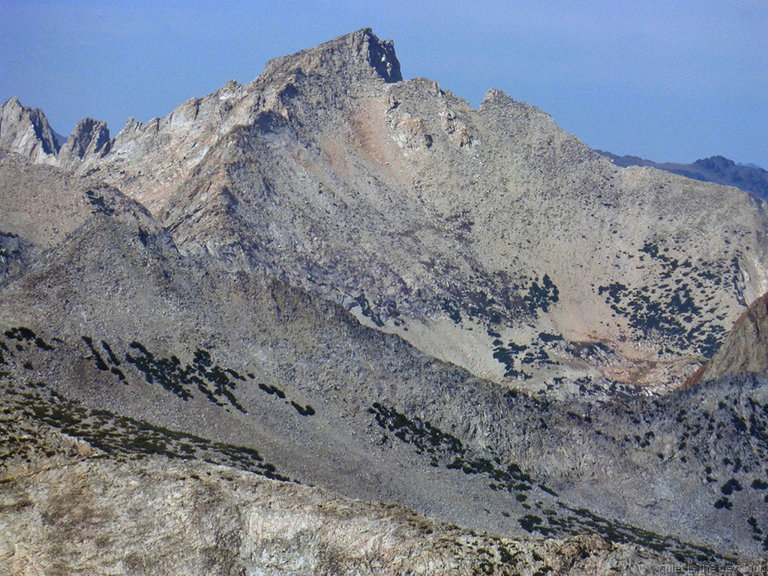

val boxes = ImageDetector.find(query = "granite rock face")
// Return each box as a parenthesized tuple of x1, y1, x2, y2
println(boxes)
(57, 117, 111, 169)
(0, 97, 59, 164)
(2, 29, 768, 573)
(0, 451, 669, 576)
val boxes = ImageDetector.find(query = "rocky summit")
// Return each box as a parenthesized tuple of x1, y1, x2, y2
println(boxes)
(2, 28, 768, 574)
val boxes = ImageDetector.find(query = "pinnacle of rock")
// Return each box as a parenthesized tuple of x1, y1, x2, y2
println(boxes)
(0, 97, 115, 170)
(0, 96, 60, 163)
(58, 117, 112, 168)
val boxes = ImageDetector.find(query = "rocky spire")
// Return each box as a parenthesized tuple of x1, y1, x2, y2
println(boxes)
(58, 117, 112, 169)
(0, 97, 114, 169)
(0, 97, 60, 164)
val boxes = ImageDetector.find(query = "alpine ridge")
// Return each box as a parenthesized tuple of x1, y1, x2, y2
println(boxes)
(2, 29, 768, 574)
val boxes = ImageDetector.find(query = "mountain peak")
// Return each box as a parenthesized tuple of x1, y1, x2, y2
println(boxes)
(0, 96, 60, 163)
(57, 117, 112, 169)
(6, 30, 768, 567)
(260, 28, 402, 85)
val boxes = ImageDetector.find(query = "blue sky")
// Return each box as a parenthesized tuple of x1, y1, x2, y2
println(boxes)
(1, 0, 766, 167)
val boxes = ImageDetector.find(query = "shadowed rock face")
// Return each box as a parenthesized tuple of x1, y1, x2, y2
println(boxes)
(1, 29, 768, 572)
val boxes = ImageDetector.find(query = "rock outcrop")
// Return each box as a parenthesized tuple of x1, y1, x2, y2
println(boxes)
(0, 448, 673, 575)
(57, 117, 112, 169)
(0, 97, 59, 164)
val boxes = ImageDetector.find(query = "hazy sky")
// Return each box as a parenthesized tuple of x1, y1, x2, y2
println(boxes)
(2, 0, 766, 167)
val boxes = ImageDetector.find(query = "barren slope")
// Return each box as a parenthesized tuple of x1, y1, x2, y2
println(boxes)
(0, 156, 767, 560)
(688, 290, 768, 385)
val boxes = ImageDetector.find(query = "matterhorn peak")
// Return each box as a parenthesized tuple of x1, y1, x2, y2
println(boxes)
(4, 29, 768, 571)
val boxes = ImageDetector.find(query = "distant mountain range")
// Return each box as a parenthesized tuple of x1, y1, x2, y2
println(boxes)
(597, 150, 768, 200)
